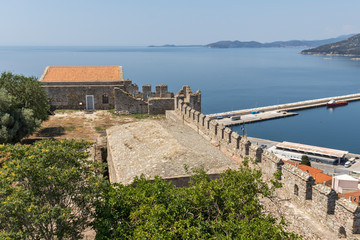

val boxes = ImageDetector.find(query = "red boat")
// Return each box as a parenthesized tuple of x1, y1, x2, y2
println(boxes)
(326, 99, 348, 108)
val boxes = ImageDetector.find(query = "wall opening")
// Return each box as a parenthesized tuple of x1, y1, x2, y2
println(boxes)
(245, 144, 249, 155)
(305, 181, 313, 200)
(294, 184, 299, 196)
(338, 226, 346, 238)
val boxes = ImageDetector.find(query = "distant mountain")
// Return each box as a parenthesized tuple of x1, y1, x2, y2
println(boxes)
(205, 34, 355, 48)
(301, 34, 360, 56)
(148, 44, 202, 47)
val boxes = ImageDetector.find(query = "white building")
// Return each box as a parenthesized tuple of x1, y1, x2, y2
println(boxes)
(268, 141, 348, 165)
(332, 174, 359, 193)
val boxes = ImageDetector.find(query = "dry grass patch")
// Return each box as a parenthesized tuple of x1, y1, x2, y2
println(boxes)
(25, 110, 156, 143)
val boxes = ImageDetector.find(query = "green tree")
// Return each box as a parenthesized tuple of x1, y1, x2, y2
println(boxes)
(0, 139, 106, 239)
(92, 160, 299, 239)
(0, 89, 41, 143)
(0, 72, 49, 143)
(0, 72, 49, 121)
(300, 155, 311, 166)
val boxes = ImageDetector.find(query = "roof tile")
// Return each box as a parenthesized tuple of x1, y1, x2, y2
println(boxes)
(283, 160, 332, 185)
(42, 66, 123, 82)
(339, 190, 360, 205)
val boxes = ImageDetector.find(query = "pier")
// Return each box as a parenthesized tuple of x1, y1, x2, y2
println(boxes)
(209, 93, 360, 126)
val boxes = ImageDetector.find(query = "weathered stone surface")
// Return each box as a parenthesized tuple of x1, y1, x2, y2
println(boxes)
(43, 83, 118, 110)
(114, 88, 147, 114)
(209, 120, 218, 136)
(107, 119, 239, 185)
(148, 98, 174, 115)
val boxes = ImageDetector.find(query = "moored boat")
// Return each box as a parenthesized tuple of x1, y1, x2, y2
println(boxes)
(326, 99, 348, 108)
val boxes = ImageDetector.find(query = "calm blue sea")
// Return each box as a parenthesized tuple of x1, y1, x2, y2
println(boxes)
(0, 46, 359, 153)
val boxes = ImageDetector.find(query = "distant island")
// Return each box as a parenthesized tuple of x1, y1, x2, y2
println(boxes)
(149, 34, 354, 48)
(301, 33, 360, 56)
(148, 44, 202, 47)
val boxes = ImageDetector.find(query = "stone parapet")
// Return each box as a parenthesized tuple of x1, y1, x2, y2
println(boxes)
(335, 198, 360, 236)
(194, 111, 201, 125)
(217, 124, 225, 141)
(239, 136, 251, 158)
(230, 132, 241, 151)
(311, 184, 337, 220)
(199, 113, 206, 129)
(249, 143, 263, 162)
(224, 127, 232, 144)
(209, 120, 218, 137)
(282, 163, 313, 181)
(167, 98, 360, 238)
(189, 109, 195, 122)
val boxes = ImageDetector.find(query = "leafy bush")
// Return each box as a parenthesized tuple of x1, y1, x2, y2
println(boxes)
(92, 163, 299, 239)
(0, 72, 50, 143)
(0, 139, 106, 239)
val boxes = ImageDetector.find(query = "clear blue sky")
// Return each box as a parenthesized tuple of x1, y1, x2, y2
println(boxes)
(1, 0, 359, 46)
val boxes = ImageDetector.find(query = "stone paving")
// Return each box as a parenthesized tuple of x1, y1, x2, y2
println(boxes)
(107, 118, 240, 184)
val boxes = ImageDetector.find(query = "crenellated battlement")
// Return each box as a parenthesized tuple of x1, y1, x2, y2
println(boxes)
(167, 100, 360, 239)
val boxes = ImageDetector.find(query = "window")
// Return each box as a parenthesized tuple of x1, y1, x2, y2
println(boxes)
(102, 94, 109, 104)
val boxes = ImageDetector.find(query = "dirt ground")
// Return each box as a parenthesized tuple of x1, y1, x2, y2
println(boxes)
(24, 110, 162, 145)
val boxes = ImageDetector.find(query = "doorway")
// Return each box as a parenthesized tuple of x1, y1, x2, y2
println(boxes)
(86, 95, 95, 110)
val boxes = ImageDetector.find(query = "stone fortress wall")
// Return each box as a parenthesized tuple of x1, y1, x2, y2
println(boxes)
(166, 97, 360, 239)
(114, 82, 183, 115)
(43, 77, 201, 115)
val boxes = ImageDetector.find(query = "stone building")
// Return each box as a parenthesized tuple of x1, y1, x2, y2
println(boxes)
(40, 66, 201, 114)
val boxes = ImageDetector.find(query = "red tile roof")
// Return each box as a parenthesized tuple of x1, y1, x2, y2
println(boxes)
(41, 66, 123, 82)
(313, 172, 333, 185)
(283, 160, 332, 185)
(339, 190, 360, 205)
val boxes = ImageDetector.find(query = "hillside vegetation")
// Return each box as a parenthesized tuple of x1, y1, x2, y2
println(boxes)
(301, 33, 360, 56)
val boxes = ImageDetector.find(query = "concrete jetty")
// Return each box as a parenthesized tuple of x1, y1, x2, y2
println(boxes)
(209, 93, 360, 126)
(216, 110, 298, 126)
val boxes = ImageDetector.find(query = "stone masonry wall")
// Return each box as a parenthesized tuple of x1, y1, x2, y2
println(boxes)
(280, 163, 315, 203)
(106, 139, 118, 183)
(43, 85, 117, 110)
(167, 99, 360, 239)
(114, 88, 148, 114)
(42, 78, 188, 114)
(148, 98, 175, 115)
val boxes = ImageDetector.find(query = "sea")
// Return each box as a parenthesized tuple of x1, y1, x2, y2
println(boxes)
(0, 46, 360, 153)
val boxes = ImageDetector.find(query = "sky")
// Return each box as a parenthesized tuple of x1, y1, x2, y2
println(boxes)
(0, 0, 359, 46)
